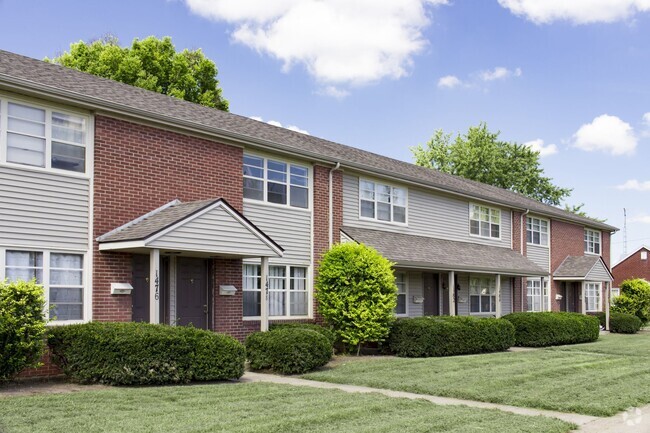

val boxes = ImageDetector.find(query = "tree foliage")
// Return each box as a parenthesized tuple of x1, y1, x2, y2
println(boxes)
(46, 35, 229, 111)
(411, 123, 571, 206)
(315, 243, 397, 354)
(612, 278, 650, 324)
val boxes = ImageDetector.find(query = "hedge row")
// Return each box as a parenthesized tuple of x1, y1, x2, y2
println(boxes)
(502, 312, 600, 347)
(47, 322, 245, 385)
(269, 323, 337, 346)
(594, 312, 643, 334)
(387, 316, 515, 357)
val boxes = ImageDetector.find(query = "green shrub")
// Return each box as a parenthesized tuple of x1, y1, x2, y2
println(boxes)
(269, 323, 337, 346)
(612, 279, 650, 324)
(316, 243, 397, 354)
(0, 280, 47, 380)
(594, 312, 642, 334)
(246, 328, 332, 374)
(388, 316, 515, 357)
(47, 322, 245, 385)
(502, 312, 599, 347)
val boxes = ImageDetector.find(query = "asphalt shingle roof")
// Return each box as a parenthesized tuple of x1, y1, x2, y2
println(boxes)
(0, 50, 616, 232)
(553, 255, 602, 278)
(341, 226, 548, 276)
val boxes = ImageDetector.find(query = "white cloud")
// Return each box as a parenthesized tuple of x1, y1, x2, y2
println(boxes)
(629, 214, 650, 224)
(185, 0, 448, 92)
(480, 66, 522, 82)
(616, 180, 650, 191)
(249, 116, 309, 135)
(572, 114, 637, 156)
(523, 139, 558, 157)
(643, 112, 650, 125)
(437, 75, 462, 89)
(318, 86, 350, 99)
(498, 0, 650, 24)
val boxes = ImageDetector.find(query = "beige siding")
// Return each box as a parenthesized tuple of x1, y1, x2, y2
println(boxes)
(527, 244, 550, 272)
(0, 166, 89, 250)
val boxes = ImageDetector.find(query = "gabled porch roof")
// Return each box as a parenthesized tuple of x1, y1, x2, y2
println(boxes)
(553, 255, 613, 282)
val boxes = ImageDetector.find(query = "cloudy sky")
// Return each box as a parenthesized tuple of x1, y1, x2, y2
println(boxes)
(2, 0, 649, 263)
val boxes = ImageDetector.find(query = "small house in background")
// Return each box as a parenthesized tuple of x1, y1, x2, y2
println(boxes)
(612, 246, 650, 296)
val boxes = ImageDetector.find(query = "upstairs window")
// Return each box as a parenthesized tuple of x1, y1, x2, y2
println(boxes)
(359, 179, 407, 224)
(470, 204, 500, 239)
(243, 155, 309, 209)
(527, 217, 549, 246)
(584, 229, 601, 255)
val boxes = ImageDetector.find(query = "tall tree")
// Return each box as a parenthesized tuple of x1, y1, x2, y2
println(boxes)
(411, 123, 571, 206)
(46, 35, 229, 111)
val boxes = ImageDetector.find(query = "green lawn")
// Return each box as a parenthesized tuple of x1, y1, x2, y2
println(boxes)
(0, 382, 572, 433)
(303, 333, 650, 417)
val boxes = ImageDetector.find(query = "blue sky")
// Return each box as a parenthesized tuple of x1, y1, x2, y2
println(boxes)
(1, 0, 649, 263)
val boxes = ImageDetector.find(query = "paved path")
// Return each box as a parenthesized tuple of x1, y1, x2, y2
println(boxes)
(576, 405, 650, 433)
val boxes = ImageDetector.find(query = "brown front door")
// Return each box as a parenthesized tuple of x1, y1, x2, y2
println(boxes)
(423, 273, 439, 316)
(176, 257, 208, 329)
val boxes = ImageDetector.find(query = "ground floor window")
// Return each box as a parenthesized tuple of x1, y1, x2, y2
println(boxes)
(526, 278, 549, 312)
(470, 276, 496, 314)
(585, 282, 602, 312)
(394, 272, 407, 316)
(243, 264, 308, 318)
(3, 249, 85, 321)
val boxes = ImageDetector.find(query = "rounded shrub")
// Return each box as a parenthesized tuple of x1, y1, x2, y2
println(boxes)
(502, 312, 600, 347)
(594, 312, 642, 334)
(612, 279, 650, 325)
(47, 322, 245, 385)
(0, 280, 47, 380)
(269, 323, 337, 346)
(246, 328, 332, 374)
(388, 316, 515, 358)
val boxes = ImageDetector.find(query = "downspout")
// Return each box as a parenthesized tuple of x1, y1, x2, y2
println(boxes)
(329, 162, 342, 247)
(520, 209, 530, 312)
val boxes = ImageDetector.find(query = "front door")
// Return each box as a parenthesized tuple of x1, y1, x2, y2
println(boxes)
(132, 254, 150, 322)
(176, 257, 208, 329)
(423, 273, 439, 316)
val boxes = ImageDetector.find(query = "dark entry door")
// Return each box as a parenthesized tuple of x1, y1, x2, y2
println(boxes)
(132, 254, 150, 322)
(423, 273, 439, 316)
(176, 257, 208, 329)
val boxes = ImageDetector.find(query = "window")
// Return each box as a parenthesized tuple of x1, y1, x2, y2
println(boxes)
(469, 276, 496, 314)
(584, 229, 601, 255)
(242, 264, 309, 318)
(1, 100, 88, 173)
(470, 204, 500, 239)
(585, 282, 601, 312)
(395, 272, 407, 316)
(527, 279, 542, 312)
(527, 217, 548, 246)
(4, 250, 85, 321)
(359, 179, 407, 223)
(611, 287, 620, 299)
(642, 251, 648, 261)
(243, 154, 309, 208)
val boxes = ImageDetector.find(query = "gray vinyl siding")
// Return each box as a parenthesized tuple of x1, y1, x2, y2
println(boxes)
(0, 166, 89, 250)
(586, 260, 612, 282)
(407, 271, 423, 317)
(342, 173, 512, 248)
(149, 206, 277, 257)
(243, 201, 311, 265)
(527, 244, 550, 272)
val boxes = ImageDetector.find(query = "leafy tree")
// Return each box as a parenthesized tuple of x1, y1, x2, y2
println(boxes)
(46, 35, 229, 111)
(316, 243, 397, 355)
(411, 123, 571, 206)
(612, 278, 650, 325)
(563, 203, 607, 223)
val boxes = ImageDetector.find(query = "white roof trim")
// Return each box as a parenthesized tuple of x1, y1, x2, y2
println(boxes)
(613, 245, 650, 268)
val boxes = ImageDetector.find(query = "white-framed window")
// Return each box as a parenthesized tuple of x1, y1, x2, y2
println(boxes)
(394, 272, 407, 316)
(641, 251, 648, 261)
(0, 98, 88, 174)
(611, 287, 621, 299)
(243, 154, 309, 209)
(469, 204, 500, 239)
(242, 264, 309, 318)
(359, 179, 407, 224)
(3, 249, 85, 322)
(526, 278, 549, 312)
(585, 282, 602, 312)
(527, 217, 549, 246)
(470, 276, 496, 314)
(584, 229, 601, 255)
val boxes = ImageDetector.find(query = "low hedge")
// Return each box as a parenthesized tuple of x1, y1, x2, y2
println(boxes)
(502, 312, 599, 347)
(594, 312, 643, 334)
(269, 323, 337, 346)
(47, 322, 245, 385)
(387, 316, 515, 358)
(246, 328, 332, 374)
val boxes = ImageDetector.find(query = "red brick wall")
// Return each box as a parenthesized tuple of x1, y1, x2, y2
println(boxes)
(613, 248, 650, 287)
(17, 349, 63, 379)
(512, 211, 526, 312)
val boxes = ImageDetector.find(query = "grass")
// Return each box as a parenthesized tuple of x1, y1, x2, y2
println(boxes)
(0, 382, 573, 433)
(303, 333, 650, 417)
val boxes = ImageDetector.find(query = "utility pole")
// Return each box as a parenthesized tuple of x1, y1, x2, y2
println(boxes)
(623, 208, 627, 256)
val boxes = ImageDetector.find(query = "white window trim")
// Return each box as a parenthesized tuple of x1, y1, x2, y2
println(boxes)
(469, 203, 502, 241)
(584, 229, 602, 256)
(0, 247, 90, 325)
(243, 153, 311, 211)
(526, 277, 550, 312)
(358, 178, 408, 226)
(469, 275, 497, 315)
(584, 281, 602, 313)
(394, 271, 408, 317)
(242, 262, 312, 321)
(526, 216, 550, 247)
(0, 94, 91, 178)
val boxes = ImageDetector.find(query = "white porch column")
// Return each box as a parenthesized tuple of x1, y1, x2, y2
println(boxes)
(581, 282, 586, 314)
(495, 274, 502, 318)
(449, 271, 456, 316)
(540, 276, 545, 312)
(605, 282, 611, 331)
(260, 256, 269, 332)
(149, 248, 160, 324)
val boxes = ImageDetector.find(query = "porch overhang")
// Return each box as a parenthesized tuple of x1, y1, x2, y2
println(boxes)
(553, 255, 613, 282)
(97, 198, 283, 258)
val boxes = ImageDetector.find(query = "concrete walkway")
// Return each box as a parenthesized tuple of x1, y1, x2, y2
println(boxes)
(576, 405, 650, 433)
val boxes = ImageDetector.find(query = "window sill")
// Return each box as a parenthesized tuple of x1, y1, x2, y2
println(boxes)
(0, 161, 90, 179)
(242, 315, 312, 321)
(358, 216, 408, 227)
(527, 242, 549, 248)
(243, 198, 311, 213)
(46, 319, 88, 327)
(469, 233, 502, 242)
(584, 252, 601, 256)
